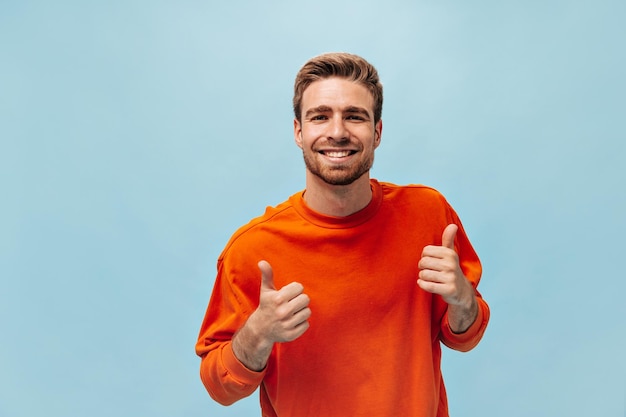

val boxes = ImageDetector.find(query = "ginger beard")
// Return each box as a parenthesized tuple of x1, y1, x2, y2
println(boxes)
(300, 140, 376, 186)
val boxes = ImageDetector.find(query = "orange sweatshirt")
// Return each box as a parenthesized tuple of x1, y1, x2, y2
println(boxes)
(196, 180, 489, 417)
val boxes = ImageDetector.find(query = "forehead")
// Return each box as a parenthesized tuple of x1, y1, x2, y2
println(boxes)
(302, 77, 374, 113)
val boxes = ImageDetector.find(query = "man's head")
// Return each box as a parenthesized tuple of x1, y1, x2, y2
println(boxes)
(293, 53, 383, 124)
(293, 53, 383, 190)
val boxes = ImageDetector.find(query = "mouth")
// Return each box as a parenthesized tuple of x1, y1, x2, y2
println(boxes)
(318, 150, 357, 158)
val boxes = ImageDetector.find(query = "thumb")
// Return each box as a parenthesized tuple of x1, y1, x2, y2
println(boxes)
(442, 224, 458, 250)
(258, 260, 276, 291)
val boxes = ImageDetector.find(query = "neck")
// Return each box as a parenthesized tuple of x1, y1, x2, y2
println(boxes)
(302, 173, 373, 217)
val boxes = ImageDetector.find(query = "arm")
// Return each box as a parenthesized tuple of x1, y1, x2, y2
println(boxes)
(418, 224, 477, 331)
(232, 260, 311, 371)
(418, 224, 490, 349)
(196, 260, 311, 405)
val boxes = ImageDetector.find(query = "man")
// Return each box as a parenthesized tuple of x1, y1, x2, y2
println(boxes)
(196, 52, 490, 417)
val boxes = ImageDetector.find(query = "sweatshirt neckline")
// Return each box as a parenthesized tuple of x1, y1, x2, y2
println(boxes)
(290, 179, 383, 229)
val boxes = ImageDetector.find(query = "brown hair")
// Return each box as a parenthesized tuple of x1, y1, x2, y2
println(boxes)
(293, 52, 383, 123)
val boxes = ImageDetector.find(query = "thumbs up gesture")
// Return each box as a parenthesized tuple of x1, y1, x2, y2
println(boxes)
(232, 260, 311, 371)
(256, 260, 311, 343)
(417, 224, 474, 308)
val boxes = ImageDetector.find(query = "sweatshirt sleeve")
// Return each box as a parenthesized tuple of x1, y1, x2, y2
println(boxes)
(440, 293, 490, 351)
(195, 253, 265, 405)
(197, 341, 265, 405)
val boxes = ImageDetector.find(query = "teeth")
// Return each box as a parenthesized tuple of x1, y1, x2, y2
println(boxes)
(324, 150, 351, 157)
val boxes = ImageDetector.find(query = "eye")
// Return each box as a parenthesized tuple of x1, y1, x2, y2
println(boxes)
(310, 115, 328, 121)
(346, 115, 365, 121)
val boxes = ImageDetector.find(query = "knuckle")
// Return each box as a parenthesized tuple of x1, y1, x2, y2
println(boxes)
(275, 304, 291, 319)
(420, 270, 435, 280)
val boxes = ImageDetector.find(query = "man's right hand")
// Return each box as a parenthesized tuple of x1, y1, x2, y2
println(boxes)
(231, 260, 311, 371)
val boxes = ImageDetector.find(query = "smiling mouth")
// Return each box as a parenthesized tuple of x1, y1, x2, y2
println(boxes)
(319, 150, 357, 157)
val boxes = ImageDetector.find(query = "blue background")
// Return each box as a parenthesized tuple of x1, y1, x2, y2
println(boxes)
(1, 1, 624, 416)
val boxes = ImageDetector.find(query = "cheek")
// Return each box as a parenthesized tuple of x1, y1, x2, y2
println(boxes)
(299, 128, 321, 147)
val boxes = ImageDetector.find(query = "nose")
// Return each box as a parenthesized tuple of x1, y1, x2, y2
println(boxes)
(327, 115, 349, 143)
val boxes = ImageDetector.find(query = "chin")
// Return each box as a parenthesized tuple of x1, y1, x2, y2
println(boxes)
(317, 169, 368, 186)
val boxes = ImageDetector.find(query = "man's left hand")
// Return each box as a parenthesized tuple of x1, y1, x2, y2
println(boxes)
(417, 224, 474, 309)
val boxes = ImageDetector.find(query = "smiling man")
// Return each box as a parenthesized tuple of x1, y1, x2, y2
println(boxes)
(196, 53, 490, 417)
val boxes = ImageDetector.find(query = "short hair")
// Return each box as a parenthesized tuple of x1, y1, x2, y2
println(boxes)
(293, 52, 383, 123)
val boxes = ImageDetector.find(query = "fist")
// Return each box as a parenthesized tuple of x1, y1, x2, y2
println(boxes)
(417, 224, 473, 307)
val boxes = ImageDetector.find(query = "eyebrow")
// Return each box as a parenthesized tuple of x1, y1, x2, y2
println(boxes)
(304, 105, 372, 118)
(344, 106, 371, 117)
(304, 106, 331, 118)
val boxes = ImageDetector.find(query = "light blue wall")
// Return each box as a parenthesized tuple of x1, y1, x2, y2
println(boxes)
(1, 1, 624, 416)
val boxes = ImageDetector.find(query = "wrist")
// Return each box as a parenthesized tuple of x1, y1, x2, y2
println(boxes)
(447, 291, 478, 334)
(232, 313, 274, 371)
(459, 288, 477, 311)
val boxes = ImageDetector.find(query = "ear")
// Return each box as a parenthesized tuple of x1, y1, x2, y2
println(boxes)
(374, 119, 383, 149)
(294, 118, 303, 149)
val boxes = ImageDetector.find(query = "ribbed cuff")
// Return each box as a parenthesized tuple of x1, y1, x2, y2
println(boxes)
(222, 342, 267, 385)
(441, 297, 490, 351)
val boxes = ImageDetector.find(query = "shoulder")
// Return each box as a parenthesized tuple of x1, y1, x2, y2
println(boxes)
(217, 196, 300, 261)
(374, 180, 458, 225)
(377, 180, 449, 205)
